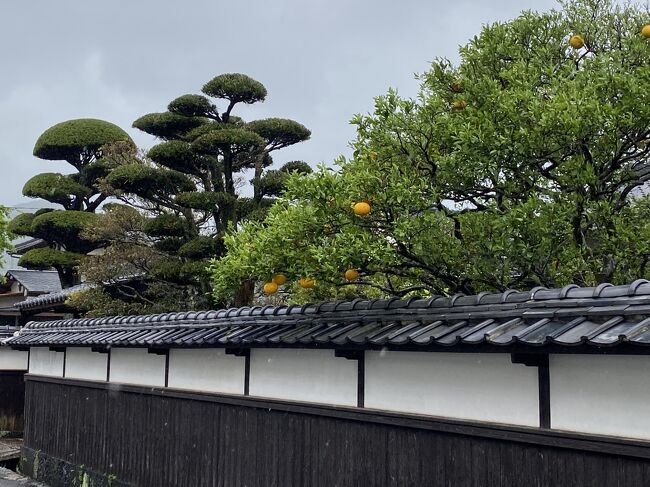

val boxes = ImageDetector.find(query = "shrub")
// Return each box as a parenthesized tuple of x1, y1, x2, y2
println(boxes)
(22, 173, 91, 205)
(202, 73, 267, 104)
(19, 247, 83, 269)
(33, 118, 133, 162)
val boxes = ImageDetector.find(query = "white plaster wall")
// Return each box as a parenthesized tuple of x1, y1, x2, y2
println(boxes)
(167, 349, 245, 394)
(28, 347, 64, 377)
(365, 351, 539, 426)
(550, 354, 650, 439)
(249, 349, 358, 406)
(109, 348, 166, 387)
(0, 348, 28, 370)
(65, 347, 108, 382)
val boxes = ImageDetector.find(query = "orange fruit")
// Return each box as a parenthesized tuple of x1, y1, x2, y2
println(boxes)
(353, 201, 371, 216)
(451, 100, 467, 111)
(569, 35, 584, 49)
(263, 282, 278, 294)
(299, 277, 315, 289)
(370, 151, 379, 161)
(344, 269, 359, 281)
(272, 273, 287, 286)
(642, 25, 650, 38)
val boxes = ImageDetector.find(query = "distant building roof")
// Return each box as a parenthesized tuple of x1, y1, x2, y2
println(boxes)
(9, 280, 650, 352)
(14, 283, 90, 311)
(10, 238, 47, 255)
(5, 270, 61, 294)
(0, 326, 19, 340)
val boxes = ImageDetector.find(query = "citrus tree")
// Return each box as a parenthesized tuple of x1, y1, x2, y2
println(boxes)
(211, 0, 650, 303)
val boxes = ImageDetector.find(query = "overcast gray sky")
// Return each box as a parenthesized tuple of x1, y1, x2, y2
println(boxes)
(0, 0, 557, 207)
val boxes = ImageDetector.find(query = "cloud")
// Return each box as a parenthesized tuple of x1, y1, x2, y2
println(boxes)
(0, 0, 557, 204)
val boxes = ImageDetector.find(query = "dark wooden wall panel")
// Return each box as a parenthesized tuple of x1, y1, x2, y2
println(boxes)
(23, 378, 650, 487)
(0, 371, 24, 432)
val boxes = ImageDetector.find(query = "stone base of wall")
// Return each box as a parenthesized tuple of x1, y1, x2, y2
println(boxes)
(19, 447, 134, 487)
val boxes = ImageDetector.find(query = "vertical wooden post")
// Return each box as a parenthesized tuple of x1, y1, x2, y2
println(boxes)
(164, 350, 170, 388)
(538, 356, 551, 429)
(357, 351, 365, 408)
(511, 353, 551, 429)
(244, 351, 251, 396)
(106, 348, 111, 382)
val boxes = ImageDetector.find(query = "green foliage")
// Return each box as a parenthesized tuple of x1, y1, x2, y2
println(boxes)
(150, 258, 183, 281)
(202, 73, 267, 104)
(185, 123, 228, 141)
(147, 140, 203, 174)
(281, 160, 312, 174)
(34, 208, 55, 217)
(247, 118, 311, 150)
(19, 247, 82, 269)
(66, 287, 135, 318)
(67, 283, 203, 317)
(257, 170, 289, 197)
(235, 197, 274, 222)
(33, 118, 133, 163)
(132, 112, 207, 140)
(168, 94, 215, 117)
(185, 119, 245, 140)
(81, 72, 311, 313)
(20, 120, 132, 288)
(180, 259, 210, 279)
(76, 159, 115, 186)
(211, 0, 650, 303)
(31, 210, 99, 252)
(174, 191, 234, 210)
(178, 236, 223, 259)
(153, 237, 185, 252)
(22, 173, 91, 206)
(192, 128, 265, 154)
(105, 163, 195, 197)
(8, 212, 35, 236)
(0, 207, 12, 271)
(143, 213, 188, 237)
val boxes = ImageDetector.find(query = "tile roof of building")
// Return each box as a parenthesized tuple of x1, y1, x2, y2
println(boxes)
(0, 326, 20, 340)
(10, 238, 47, 255)
(8, 280, 650, 352)
(14, 283, 90, 311)
(6, 270, 62, 294)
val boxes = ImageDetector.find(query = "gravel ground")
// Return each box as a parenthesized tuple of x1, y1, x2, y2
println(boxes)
(0, 468, 48, 487)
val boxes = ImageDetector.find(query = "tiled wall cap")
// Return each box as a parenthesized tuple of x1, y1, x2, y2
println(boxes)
(499, 290, 517, 303)
(272, 307, 288, 316)
(559, 284, 580, 299)
(450, 295, 474, 307)
(592, 283, 613, 297)
(367, 299, 387, 310)
(529, 286, 548, 300)
(475, 292, 490, 305)
(247, 306, 262, 316)
(405, 296, 423, 306)
(449, 294, 465, 306)
(630, 279, 650, 295)
(260, 305, 275, 316)
(386, 298, 405, 309)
